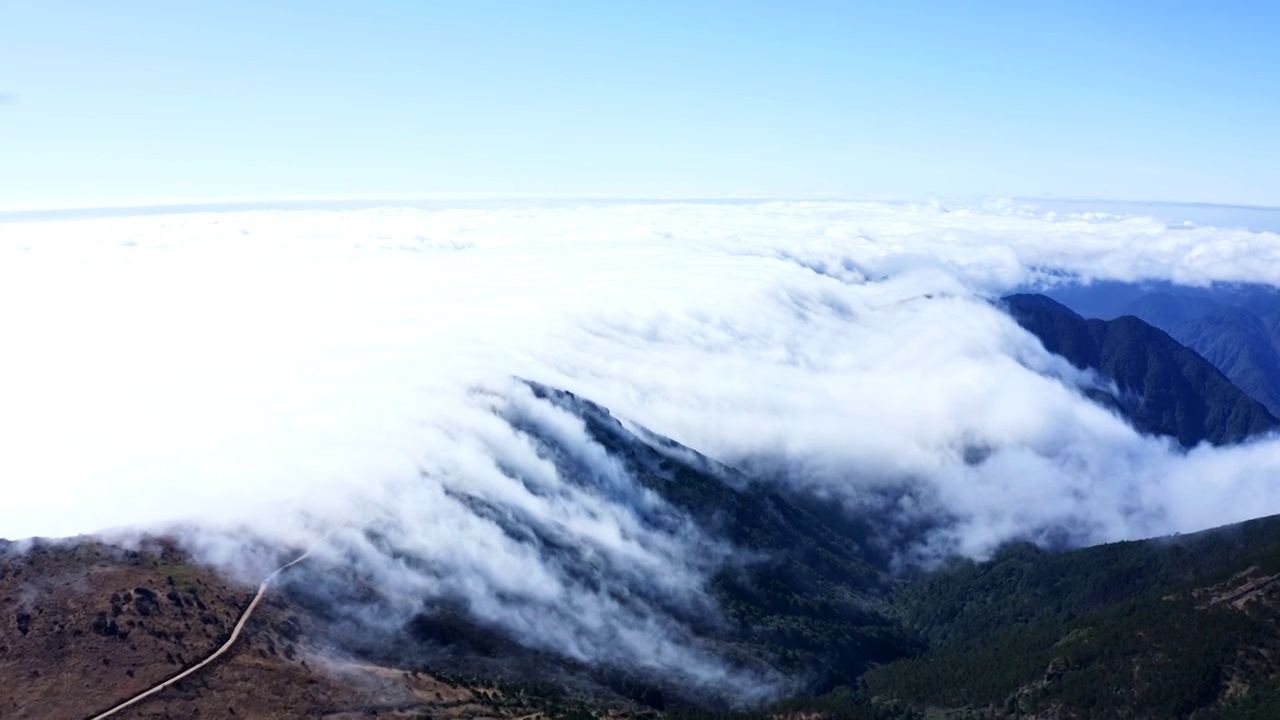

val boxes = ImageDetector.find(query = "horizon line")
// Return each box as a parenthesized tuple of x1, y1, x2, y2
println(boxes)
(3, 192, 1280, 222)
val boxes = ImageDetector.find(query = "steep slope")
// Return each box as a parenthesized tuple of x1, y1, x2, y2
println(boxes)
(280, 382, 920, 707)
(1042, 283, 1280, 419)
(528, 384, 919, 686)
(1, 537, 723, 720)
(1168, 307, 1280, 418)
(16, 378, 1280, 720)
(0, 381, 931, 718)
(864, 513, 1280, 719)
(1002, 294, 1279, 447)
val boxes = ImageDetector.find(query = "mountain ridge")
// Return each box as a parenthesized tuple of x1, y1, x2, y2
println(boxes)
(9, 378, 1280, 719)
(1003, 293, 1279, 447)
(1042, 282, 1280, 419)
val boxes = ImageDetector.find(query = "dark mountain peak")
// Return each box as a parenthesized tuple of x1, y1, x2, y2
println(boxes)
(1001, 293, 1279, 447)
(1003, 293, 1100, 369)
(1002, 292, 1083, 319)
(1050, 287, 1280, 419)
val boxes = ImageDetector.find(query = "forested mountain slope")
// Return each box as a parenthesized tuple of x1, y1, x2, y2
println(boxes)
(1003, 293, 1278, 447)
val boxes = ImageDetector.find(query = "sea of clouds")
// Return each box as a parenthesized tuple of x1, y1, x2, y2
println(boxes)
(5, 199, 1280, 693)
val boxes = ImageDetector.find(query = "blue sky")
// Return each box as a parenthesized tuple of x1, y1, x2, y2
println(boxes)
(3, 1, 1279, 207)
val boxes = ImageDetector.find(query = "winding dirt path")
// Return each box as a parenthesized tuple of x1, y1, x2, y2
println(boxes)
(85, 546, 319, 720)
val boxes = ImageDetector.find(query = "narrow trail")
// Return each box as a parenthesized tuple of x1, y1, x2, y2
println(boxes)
(84, 545, 320, 720)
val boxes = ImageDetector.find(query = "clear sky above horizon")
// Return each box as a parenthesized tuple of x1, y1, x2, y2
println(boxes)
(3, 1, 1279, 208)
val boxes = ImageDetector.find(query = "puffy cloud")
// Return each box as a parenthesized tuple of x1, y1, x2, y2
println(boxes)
(3, 199, 1280, 692)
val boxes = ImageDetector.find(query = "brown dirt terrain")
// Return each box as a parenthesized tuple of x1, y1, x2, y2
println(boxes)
(1, 538, 253, 719)
(0, 538, 642, 720)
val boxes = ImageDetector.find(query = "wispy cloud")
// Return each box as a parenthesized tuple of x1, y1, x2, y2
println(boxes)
(4, 200, 1280, 692)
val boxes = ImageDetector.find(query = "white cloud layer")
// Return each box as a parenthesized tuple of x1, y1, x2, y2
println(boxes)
(4, 199, 1280, 690)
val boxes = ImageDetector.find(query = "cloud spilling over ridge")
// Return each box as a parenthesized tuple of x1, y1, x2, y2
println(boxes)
(4, 199, 1280, 691)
